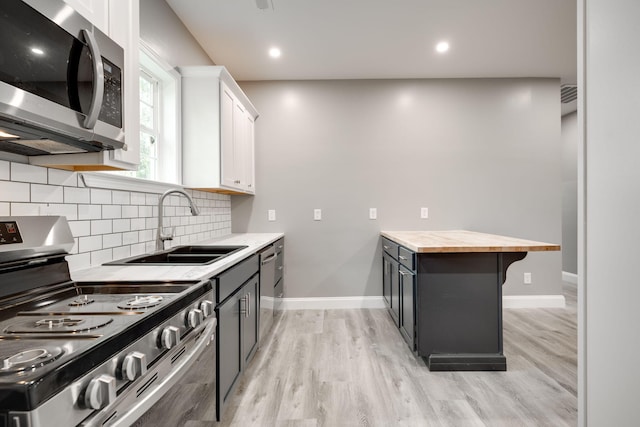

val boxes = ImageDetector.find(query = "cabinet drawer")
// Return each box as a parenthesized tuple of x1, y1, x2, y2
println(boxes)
(382, 238, 399, 258)
(398, 246, 415, 270)
(217, 254, 259, 303)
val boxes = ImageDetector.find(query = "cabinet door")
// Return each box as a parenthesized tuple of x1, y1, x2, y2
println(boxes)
(399, 265, 416, 350)
(242, 113, 255, 193)
(382, 253, 392, 308)
(216, 293, 241, 421)
(241, 276, 259, 367)
(63, 0, 109, 32)
(389, 256, 400, 326)
(220, 82, 237, 189)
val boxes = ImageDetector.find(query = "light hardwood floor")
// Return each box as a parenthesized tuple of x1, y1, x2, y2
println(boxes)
(136, 283, 577, 426)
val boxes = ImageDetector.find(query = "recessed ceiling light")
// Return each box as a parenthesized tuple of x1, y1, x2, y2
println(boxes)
(31, 47, 44, 55)
(269, 47, 281, 58)
(435, 41, 449, 53)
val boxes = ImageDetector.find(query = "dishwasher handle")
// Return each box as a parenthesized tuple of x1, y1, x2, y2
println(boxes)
(261, 252, 278, 265)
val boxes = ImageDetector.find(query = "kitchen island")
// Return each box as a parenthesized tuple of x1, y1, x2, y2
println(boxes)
(380, 230, 560, 371)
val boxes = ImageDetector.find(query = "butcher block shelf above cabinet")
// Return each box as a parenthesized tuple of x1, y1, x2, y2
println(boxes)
(180, 66, 259, 195)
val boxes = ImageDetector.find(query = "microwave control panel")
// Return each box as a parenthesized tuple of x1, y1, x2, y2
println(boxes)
(99, 58, 123, 128)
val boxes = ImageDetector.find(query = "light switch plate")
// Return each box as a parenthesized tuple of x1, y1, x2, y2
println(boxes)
(268, 209, 276, 221)
(420, 207, 429, 219)
(314, 209, 322, 221)
(524, 272, 532, 284)
(369, 208, 377, 220)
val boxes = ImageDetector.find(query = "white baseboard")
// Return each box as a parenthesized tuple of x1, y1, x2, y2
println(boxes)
(280, 295, 565, 310)
(562, 271, 578, 284)
(281, 296, 386, 310)
(502, 295, 566, 308)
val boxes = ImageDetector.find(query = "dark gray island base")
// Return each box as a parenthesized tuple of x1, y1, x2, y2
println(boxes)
(381, 231, 560, 372)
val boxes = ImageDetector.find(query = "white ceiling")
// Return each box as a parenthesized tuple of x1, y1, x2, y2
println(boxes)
(166, 0, 577, 111)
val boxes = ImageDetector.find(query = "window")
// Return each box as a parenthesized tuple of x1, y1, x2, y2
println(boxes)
(138, 69, 159, 180)
(118, 42, 181, 184)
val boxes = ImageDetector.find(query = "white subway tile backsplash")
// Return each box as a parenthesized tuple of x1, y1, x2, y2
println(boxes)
(42, 204, 78, 220)
(103, 233, 122, 249)
(66, 253, 91, 271)
(112, 191, 130, 205)
(113, 219, 130, 233)
(138, 206, 153, 217)
(91, 219, 112, 235)
(68, 220, 91, 237)
(64, 187, 90, 204)
(112, 245, 130, 261)
(78, 204, 102, 220)
(91, 249, 113, 266)
(122, 231, 138, 245)
(31, 184, 64, 203)
(48, 169, 77, 187)
(122, 205, 139, 218)
(91, 189, 112, 204)
(11, 163, 47, 183)
(0, 181, 30, 202)
(1, 161, 231, 272)
(130, 192, 146, 205)
(11, 203, 43, 216)
(130, 218, 146, 230)
(0, 161, 9, 180)
(79, 235, 102, 252)
(102, 205, 122, 219)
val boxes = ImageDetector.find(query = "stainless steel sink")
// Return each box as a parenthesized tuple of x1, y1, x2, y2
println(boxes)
(105, 245, 247, 266)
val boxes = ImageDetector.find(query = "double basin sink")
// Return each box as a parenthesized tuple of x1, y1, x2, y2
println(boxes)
(106, 245, 247, 266)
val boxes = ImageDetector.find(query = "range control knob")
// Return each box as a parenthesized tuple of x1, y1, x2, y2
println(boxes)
(84, 374, 116, 410)
(187, 308, 204, 328)
(121, 351, 147, 381)
(160, 326, 181, 350)
(199, 300, 214, 318)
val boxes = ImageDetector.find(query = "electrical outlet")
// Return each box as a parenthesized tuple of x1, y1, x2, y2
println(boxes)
(524, 272, 532, 284)
(268, 209, 276, 221)
(420, 207, 429, 219)
(313, 209, 322, 221)
(369, 208, 377, 220)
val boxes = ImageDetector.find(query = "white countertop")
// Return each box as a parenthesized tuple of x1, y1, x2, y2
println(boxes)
(71, 233, 284, 283)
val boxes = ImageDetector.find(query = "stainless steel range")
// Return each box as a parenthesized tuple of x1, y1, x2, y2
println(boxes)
(0, 216, 216, 427)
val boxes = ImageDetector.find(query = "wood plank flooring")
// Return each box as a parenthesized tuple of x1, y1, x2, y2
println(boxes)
(135, 283, 577, 426)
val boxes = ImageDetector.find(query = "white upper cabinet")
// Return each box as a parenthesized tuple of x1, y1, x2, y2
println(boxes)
(62, 0, 109, 33)
(180, 66, 259, 194)
(31, 0, 140, 171)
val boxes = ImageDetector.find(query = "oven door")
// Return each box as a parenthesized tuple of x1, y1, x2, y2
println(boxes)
(0, 0, 124, 155)
(125, 319, 217, 427)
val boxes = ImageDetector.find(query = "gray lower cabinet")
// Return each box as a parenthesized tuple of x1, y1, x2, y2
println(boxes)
(215, 254, 259, 421)
(382, 251, 399, 326)
(399, 265, 416, 350)
(381, 238, 415, 348)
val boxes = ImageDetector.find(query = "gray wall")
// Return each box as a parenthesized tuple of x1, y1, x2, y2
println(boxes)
(561, 112, 578, 274)
(140, 0, 213, 66)
(233, 78, 563, 299)
(580, 0, 640, 424)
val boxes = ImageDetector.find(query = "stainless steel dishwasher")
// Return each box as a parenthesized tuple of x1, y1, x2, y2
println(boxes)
(259, 244, 277, 343)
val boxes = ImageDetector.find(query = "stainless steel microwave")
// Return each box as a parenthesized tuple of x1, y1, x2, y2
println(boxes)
(0, 0, 125, 156)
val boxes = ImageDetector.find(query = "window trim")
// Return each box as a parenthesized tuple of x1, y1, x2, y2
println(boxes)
(139, 40, 182, 185)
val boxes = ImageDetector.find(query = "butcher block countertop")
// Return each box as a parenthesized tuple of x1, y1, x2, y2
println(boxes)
(381, 230, 561, 253)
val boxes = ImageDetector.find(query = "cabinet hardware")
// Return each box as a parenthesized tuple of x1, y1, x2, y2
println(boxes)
(247, 292, 250, 318)
(399, 270, 408, 277)
(383, 245, 390, 250)
(399, 255, 407, 260)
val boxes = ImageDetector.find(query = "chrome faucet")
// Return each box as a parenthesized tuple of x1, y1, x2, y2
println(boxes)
(156, 189, 200, 251)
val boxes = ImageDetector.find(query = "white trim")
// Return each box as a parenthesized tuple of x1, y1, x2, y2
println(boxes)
(279, 295, 567, 310)
(562, 271, 578, 284)
(79, 172, 182, 194)
(281, 296, 385, 310)
(502, 295, 566, 309)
